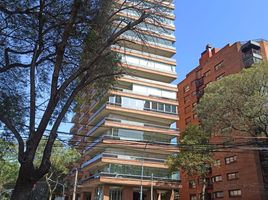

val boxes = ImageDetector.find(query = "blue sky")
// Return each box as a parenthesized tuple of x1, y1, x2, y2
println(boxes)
(174, 0, 268, 83)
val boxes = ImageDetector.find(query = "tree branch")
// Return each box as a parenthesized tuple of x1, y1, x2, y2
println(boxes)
(0, 115, 24, 162)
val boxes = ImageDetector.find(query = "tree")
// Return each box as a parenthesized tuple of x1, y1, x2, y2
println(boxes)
(0, 0, 170, 199)
(35, 140, 80, 200)
(167, 125, 213, 200)
(0, 139, 19, 199)
(197, 62, 268, 137)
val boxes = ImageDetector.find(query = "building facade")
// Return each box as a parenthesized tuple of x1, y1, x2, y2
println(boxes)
(66, 1, 181, 200)
(177, 40, 268, 200)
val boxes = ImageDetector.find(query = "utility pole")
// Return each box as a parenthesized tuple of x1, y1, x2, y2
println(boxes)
(151, 173, 154, 200)
(72, 168, 78, 200)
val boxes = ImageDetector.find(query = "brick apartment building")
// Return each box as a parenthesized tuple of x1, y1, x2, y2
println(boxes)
(177, 40, 268, 200)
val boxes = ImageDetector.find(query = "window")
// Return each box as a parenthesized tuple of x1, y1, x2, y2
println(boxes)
(184, 95, 190, 104)
(190, 194, 197, 200)
(225, 155, 237, 164)
(213, 159, 221, 167)
(184, 85, 190, 93)
(115, 96, 121, 104)
(212, 191, 224, 199)
(189, 180, 196, 188)
(192, 91, 197, 96)
(214, 61, 224, 71)
(193, 113, 198, 119)
(216, 73, 225, 81)
(144, 101, 150, 109)
(165, 104, 171, 112)
(152, 102, 157, 110)
(185, 117, 191, 125)
(212, 175, 222, 183)
(185, 106, 191, 114)
(227, 172, 239, 180)
(196, 69, 202, 78)
(171, 105, 177, 114)
(204, 70, 211, 77)
(229, 189, 241, 197)
(192, 102, 197, 109)
(158, 103, 164, 111)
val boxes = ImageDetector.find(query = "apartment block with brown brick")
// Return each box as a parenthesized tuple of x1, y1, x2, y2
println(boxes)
(177, 39, 268, 200)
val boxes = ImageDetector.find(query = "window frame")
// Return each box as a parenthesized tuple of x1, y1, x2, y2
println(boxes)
(229, 189, 242, 197)
(225, 155, 237, 165)
(227, 172, 239, 180)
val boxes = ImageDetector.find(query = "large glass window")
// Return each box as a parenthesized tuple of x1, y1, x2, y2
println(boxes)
(109, 96, 177, 114)
(122, 54, 176, 73)
(96, 164, 180, 181)
(132, 84, 176, 99)
(123, 31, 175, 47)
(107, 128, 173, 143)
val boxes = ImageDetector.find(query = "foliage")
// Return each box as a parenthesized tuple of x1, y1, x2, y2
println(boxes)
(35, 140, 80, 200)
(0, 139, 19, 199)
(0, 0, 169, 199)
(197, 62, 268, 137)
(167, 125, 213, 176)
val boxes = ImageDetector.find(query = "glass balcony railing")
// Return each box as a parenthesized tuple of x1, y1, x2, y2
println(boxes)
(112, 86, 177, 100)
(122, 33, 176, 49)
(87, 95, 178, 124)
(121, 54, 176, 73)
(120, 9, 174, 26)
(80, 164, 180, 184)
(105, 117, 178, 132)
(113, 46, 176, 63)
(81, 153, 166, 169)
(84, 133, 177, 152)
(109, 95, 177, 115)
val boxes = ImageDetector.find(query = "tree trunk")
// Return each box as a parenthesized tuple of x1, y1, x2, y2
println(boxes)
(49, 194, 53, 200)
(11, 164, 37, 200)
(11, 175, 35, 200)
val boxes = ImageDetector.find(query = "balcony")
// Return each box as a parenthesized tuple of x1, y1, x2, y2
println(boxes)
(80, 163, 180, 186)
(241, 40, 263, 67)
(70, 124, 81, 134)
(81, 153, 167, 170)
(110, 87, 177, 103)
(121, 63, 177, 83)
(116, 10, 175, 31)
(84, 135, 179, 156)
(118, 35, 176, 57)
(78, 113, 90, 125)
(82, 117, 179, 143)
(87, 101, 179, 126)
(118, 75, 178, 92)
(71, 113, 80, 123)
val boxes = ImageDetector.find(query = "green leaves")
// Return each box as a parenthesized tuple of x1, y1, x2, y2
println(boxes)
(197, 62, 268, 137)
(35, 140, 80, 175)
(167, 125, 213, 176)
(0, 139, 19, 197)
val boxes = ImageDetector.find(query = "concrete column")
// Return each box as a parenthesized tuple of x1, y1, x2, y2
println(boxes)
(157, 192, 161, 200)
(80, 192, 85, 200)
(122, 186, 133, 200)
(90, 189, 95, 200)
(166, 190, 174, 200)
(103, 185, 110, 200)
